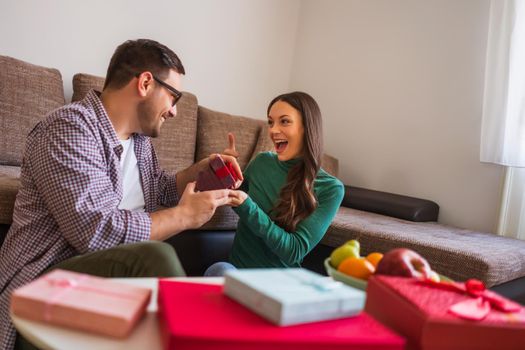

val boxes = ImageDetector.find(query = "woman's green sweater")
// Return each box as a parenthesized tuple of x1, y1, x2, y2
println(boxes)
(230, 152, 344, 268)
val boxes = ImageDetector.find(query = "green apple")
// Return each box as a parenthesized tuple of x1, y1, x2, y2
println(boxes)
(330, 244, 360, 269)
(345, 239, 360, 254)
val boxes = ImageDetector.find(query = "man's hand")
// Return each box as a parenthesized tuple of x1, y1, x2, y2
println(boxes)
(177, 182, 233, 228)
(150, 182, 235, 240)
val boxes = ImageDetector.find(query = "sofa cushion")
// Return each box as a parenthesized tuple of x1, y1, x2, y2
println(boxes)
(72, 73, 198, 173)
(195, 106, 264, 170)
(198, 206, 239, 231)
(71, 73, 105, 102)
(0, 56, 65, 166)
(342, 186, 439, 222)
(250, 123, 274, 159)
(321, 154, 339, 177)
(0, 165, 21, 225)
(323, 207, 525, 287)
(151, 92, 198, 172)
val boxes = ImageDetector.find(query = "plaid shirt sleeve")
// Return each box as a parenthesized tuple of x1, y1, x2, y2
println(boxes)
(157, 170, 179, 207)
(30, 115, 151, 253)
(144, 138, 179, 208)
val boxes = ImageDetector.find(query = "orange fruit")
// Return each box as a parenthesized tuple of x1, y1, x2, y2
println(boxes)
(366, 252, 384, 268)
(337, 257, 375, 280)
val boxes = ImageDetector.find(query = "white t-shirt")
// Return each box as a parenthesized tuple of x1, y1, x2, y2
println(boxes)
(118, 137, 146, 212)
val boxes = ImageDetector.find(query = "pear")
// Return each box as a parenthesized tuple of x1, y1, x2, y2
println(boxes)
(330, 244, 360, 269)
(345, 239, 360, 253)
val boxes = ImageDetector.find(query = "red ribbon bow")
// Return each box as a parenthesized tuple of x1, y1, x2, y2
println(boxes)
(215, 161, 240, 182)
(420, 278, 522, 321)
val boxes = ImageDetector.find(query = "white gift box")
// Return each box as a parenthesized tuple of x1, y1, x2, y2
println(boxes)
(223, 268, 365, 326)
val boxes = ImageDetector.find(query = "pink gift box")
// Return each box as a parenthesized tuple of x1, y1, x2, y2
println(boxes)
(10, 269, 151, 338)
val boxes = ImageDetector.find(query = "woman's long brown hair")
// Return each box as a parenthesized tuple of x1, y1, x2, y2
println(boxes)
(268, 92, 323, 232)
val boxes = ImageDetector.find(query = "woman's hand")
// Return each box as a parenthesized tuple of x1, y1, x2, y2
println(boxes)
(223, 132, 240, 158)
(229, 189, 248, 207)
(209, 132, 243, 189)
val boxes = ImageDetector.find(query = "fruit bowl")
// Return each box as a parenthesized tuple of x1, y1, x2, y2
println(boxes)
(324, 258, 368, 290)
(324, 257, 453, 291)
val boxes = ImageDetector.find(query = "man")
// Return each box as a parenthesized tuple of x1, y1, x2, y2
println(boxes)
(0, 39, 243, 350)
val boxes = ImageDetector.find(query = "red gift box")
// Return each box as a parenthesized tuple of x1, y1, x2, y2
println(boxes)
(157, 280, 406, 350)
(365, 275, 525, 350)
(196, 155, 240, 191)
(11, 269, 151, 338)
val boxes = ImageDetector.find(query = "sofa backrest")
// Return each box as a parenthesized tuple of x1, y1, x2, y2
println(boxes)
(195, 106, 267, 169)
(0, 55, 66, 166)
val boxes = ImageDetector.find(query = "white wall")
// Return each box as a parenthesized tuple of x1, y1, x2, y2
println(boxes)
(0, 0, 505, 232)
(290, 0, 504, 232)
(0, 0, 300, 118)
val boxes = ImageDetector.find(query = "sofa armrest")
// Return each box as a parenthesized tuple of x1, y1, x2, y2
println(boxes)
(342, 185, 439, 222)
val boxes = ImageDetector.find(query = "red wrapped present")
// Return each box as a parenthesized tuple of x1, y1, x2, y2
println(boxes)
(196, 155, 240, 191)
(365, 275, 525, 350)
(157, 279, 406, 350)
(11, 269, 151, 338)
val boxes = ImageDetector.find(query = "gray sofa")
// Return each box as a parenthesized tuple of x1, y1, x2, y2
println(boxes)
(2, 55, 525, 303)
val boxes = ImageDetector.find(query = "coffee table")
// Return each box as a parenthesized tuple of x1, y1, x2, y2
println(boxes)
(11, 277, 223, 350)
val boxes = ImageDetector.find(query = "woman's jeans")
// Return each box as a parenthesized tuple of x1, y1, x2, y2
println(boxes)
(204, 261, 237, 277)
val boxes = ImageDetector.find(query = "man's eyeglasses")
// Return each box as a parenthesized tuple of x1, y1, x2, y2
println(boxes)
(152, 75, 182, 107)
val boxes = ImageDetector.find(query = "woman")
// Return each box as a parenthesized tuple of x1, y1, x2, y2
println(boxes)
(206, 92, 344, 275)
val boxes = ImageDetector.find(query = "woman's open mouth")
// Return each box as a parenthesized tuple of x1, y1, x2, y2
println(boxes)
(274, 140, 288, 154)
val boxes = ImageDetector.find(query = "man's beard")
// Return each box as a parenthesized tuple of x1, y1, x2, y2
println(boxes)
(137, 99, 161, 138)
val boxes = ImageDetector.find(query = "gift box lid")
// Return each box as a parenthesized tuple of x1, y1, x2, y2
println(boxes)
(157, 280, 405, 350)
(196, 156, 238, 191)
(11, 269, 151, 338)
(371, 275, 525, 324)
(365, 275, 525, 350)
(224, 268, 366, 326)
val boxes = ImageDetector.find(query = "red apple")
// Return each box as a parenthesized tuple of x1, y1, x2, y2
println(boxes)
(375, 248, 432, 279)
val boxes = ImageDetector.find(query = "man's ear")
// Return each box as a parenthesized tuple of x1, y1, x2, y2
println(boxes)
(137, 71, 154, 98)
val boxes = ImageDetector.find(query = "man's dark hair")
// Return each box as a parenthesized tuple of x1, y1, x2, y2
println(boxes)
(103, 39, 185, 90)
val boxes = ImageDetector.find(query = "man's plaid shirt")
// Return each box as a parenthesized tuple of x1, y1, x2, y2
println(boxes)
(0, 90, 179, 349)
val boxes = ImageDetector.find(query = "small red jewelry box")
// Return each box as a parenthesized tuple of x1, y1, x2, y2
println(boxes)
(196, 155, 240, 191)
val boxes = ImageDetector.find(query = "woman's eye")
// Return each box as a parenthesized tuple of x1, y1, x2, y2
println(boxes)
(281, 119, 290, 125)
(267, 120, 273, 126)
